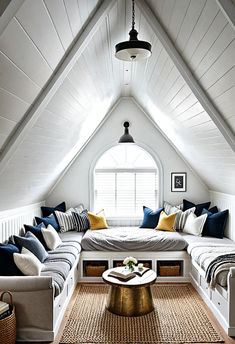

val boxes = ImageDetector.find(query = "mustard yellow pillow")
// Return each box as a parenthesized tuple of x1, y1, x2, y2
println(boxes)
(87, 211, 108, 230)
(156, 211, 177, 231)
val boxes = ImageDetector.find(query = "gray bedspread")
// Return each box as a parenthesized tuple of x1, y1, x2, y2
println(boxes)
(41, 241, 81, 297)
(81, 227, 187, 251)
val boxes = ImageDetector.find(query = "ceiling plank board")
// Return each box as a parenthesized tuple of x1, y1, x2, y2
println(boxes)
(0, 0, 116, 175)
(0, 0, 25, 35)
(136, 0, 235, 151)
(217, 0, 235, 30)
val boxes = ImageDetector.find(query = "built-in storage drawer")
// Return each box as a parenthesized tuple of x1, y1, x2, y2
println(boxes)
(67, 275, 74, 296)
(200, 276, 211, 299)
(54, 286, 67, 324)
(191, 264, 200, 284)
(211, 289, 228, 321)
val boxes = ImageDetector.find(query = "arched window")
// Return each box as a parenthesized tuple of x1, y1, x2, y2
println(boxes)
(93, 145, 159, 217)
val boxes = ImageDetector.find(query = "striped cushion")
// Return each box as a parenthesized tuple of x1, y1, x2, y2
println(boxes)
(54, 210, 76, 233)
(72, 211, 90, 232)
(174, 207, 196, 230)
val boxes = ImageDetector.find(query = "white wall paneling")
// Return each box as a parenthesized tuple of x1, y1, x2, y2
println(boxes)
(217, 0, 235, 30)
(136, 0, 235, 151)
(0, 0, 25, 36)
(0, 201, 44, 243)
(131, 0, 235, 195)
(0, 0, 118, 210)
(210, 191, 235, 240)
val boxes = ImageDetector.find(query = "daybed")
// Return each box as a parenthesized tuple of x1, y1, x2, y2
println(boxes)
(183, 233, 235, 336)
(0, 231, 83, 342)
(81, 226, 187, 251)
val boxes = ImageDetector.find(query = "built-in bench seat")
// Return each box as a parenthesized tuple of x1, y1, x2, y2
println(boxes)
(1, 223, 235, 340)
(184, 234, 235, 336)
(0, 231, 84, 342)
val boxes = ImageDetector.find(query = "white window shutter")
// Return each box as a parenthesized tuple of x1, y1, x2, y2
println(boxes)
(95, 170, 158, 217)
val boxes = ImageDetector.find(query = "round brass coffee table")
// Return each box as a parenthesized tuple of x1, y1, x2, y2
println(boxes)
(102, 268, 156, 317)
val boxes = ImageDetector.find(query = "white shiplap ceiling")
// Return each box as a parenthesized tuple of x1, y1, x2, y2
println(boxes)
(0, 0, 234, 210)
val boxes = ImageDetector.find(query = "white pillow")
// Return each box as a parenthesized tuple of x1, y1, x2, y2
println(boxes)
(13, 247, 44, 276)
(183, 212, 207, 236)
(174, 207, 196, 230)
(42, 224, 62, 250)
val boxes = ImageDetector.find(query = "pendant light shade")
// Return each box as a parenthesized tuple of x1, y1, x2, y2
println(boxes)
(118, 121, 135, 144)
(115, 0, 151, 62)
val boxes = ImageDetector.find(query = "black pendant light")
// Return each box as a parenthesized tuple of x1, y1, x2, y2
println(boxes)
(118, 121, 135, 143)
(115, 0, 151, 62)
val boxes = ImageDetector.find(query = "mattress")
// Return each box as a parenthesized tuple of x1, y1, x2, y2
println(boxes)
(187, 238, 235, 287)
(81, 227, 188, 251)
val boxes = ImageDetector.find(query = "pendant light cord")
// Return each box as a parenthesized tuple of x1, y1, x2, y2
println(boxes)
(132, 0, 135, 30)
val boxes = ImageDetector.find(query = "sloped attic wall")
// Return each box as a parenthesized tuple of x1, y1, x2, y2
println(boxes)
(131, 0, 235, 195)
(47, 98, 209, 209)
(0, 0, 100, 149)
(0, 0, 120, 211)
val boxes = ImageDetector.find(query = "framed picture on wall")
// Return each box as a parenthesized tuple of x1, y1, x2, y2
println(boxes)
(171, 172, 187, 192)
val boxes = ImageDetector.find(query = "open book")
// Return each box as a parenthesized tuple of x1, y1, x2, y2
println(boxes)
(108, 266, 150, 281)
(134, 266, 150, 277)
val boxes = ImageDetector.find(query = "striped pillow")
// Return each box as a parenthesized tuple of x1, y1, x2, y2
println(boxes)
(72, 211, 90, 232)
(54, 210, 76, 233)
(174, 207, 196, 231)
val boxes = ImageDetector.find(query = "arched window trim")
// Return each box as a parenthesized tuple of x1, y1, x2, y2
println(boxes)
(89, 142, 164, 218)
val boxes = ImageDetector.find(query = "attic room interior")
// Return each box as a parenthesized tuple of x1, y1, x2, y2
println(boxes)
(0, 0, 235, 343)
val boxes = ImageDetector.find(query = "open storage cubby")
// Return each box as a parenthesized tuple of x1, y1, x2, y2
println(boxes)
(83, 260, 108, 277)
(79, 251, 190, 282)
(157, 260, 183, 277)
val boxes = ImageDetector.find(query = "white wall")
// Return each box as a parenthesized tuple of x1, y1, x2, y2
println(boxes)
(46, 98, 209, 209)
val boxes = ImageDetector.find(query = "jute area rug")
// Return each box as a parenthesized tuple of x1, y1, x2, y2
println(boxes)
(60, 284, 224, 344)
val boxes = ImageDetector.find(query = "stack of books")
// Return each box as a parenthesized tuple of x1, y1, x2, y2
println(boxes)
(108, 266, 150, 281)
(0, 300, 11, 320)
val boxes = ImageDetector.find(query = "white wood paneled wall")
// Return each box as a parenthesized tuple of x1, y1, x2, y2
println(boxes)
(0, 201, 44, 243)
(0, 0, 99, 149)
(210, 191, 235, 241)
(0, 0, 118, 210)
(132, 0, 235, 194)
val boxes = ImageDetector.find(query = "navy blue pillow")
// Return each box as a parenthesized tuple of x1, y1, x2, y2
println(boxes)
(183, 199, 211, 216)
(202, 208, 229, 239)
(14, 232, 48, 262)
(0, 243, 22, 276)
(35, 214, 60, 231)
(24, 223, 48, 250)
(41, 201, 66, 217)
(140, 206, 164, 228)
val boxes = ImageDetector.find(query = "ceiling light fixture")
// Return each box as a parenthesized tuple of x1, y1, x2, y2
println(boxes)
(118, 121, 135, 143)
(115, 0, 152, 62)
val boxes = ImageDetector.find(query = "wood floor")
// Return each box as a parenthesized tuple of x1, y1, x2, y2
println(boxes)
(18, 283, 235, 344)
